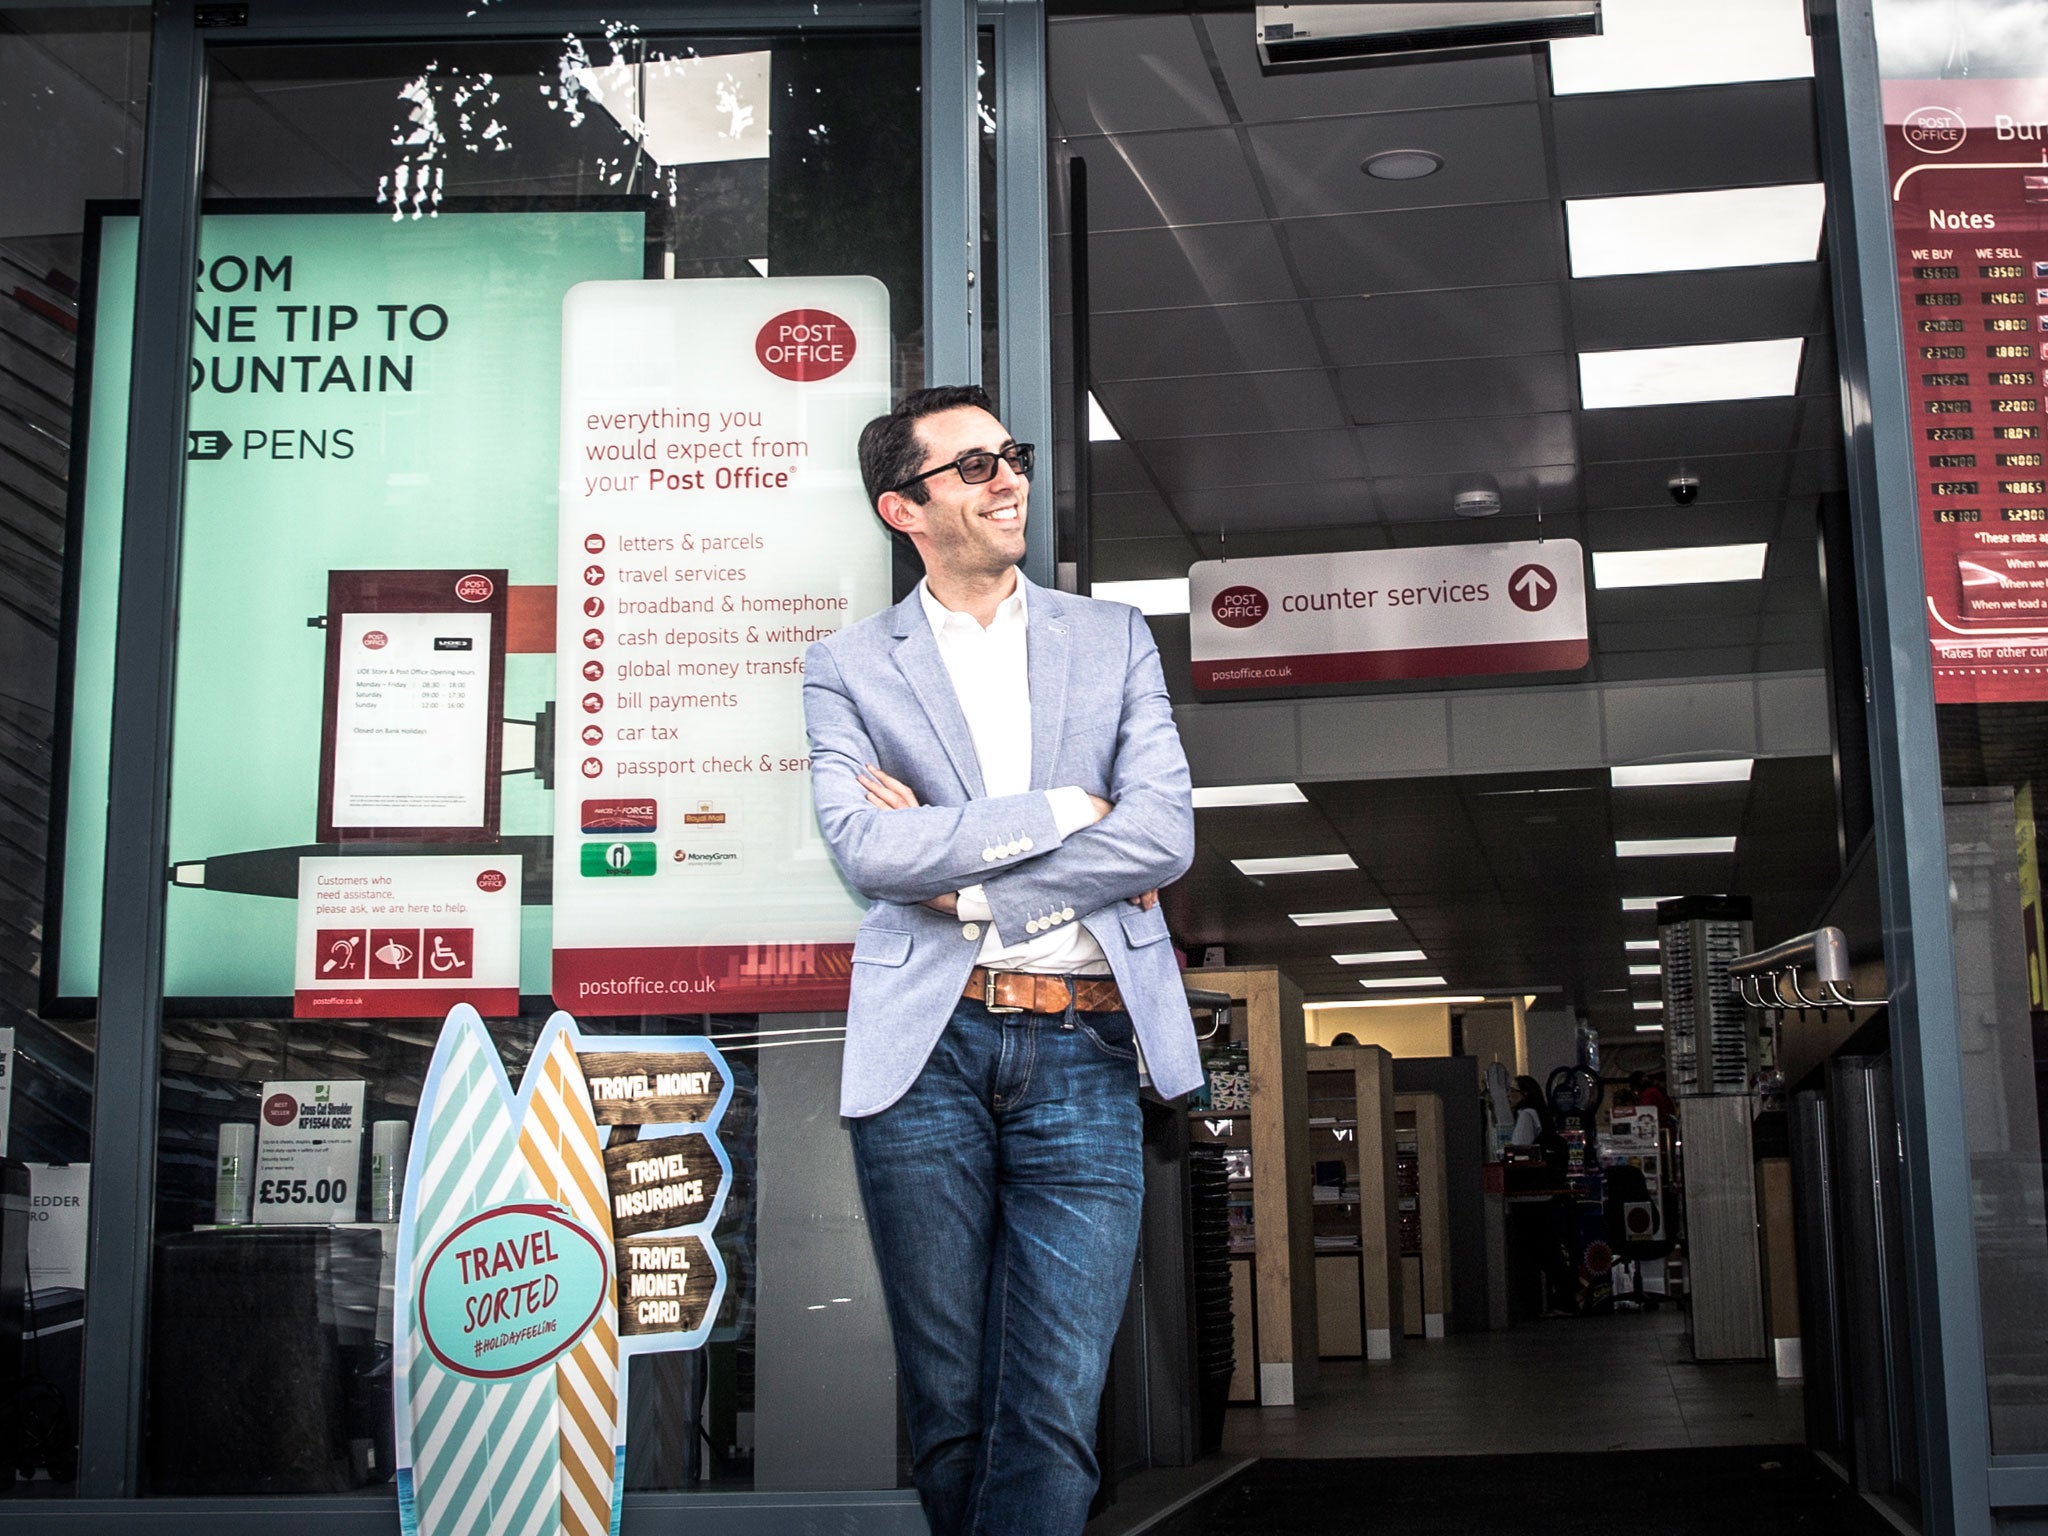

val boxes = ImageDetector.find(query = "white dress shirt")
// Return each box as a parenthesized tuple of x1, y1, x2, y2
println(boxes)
(918, 577, 1111, 976)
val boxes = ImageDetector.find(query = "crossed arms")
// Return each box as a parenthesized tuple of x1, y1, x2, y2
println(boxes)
(803, 605, 1194, 940)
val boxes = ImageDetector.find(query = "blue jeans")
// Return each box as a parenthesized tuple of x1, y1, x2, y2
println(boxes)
(850, 995, 1145, 1536)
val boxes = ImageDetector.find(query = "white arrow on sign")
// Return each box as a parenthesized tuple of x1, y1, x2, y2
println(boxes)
(1509, 563, 1557, 612)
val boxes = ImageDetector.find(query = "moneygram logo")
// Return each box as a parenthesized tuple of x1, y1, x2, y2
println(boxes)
(1903, 105, 1966, 155)
(1210, 585, 1269, 629)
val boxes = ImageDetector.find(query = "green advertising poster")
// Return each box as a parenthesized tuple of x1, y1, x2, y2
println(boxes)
(59, 208, 646, 1000)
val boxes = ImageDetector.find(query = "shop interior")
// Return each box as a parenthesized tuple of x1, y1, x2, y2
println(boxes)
(3, 5, 2036, 1534)
(1043, 5, 1927, 1532)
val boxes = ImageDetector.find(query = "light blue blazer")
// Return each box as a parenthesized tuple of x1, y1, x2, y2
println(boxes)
(803, 576, 1201, 1117)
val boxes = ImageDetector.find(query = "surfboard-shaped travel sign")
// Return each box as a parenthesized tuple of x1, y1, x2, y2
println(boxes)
(393, 1005, 732, 1536)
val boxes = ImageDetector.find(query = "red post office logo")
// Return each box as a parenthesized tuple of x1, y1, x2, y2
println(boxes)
(362, 630, 388, 650)
(1903, 105, 1966, 155)
(454, 573, 495, 603)
(476, 869, 507, 892)
(757, 309, 856, 382)
(263, 1092, 298, 1127)
(1210, 586, 1270, 629)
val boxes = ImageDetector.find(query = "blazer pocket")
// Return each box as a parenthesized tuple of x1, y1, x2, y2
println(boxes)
(1119, 903, 1170, 948)
(852, 928, 913, 967)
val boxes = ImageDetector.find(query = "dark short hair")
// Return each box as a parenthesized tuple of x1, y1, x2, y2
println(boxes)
(858, 384, 997, 511)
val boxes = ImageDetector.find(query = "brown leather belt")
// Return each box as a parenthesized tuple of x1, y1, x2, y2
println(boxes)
(965, 967, 1123, 1015)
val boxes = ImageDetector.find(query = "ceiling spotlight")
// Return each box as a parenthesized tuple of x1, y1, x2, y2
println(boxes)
(1363, 150, 1443, 181)
(1453, 488, 1502, 518)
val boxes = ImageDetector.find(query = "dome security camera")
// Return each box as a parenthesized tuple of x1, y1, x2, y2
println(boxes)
(1667, 475, 1700, 507)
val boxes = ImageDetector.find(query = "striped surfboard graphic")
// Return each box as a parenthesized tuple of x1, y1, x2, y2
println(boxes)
(515, 1019, 621, 1536)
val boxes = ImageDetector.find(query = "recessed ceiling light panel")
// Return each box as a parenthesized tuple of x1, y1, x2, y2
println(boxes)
(1548, 0, 1814, 96)
(1593, 544, 1768, 589)
(1233, 853, 1357, 876)
(1611, 758, 1755, 787)
(1091, 578, 1190, 615)
(1567, 185, 1826, 277)
(1291, 908, 1397, 926)
(1192, 783, 1308, 809)
(1579, 338, 1805, 409)
(1334, 949, 1428, 965)
(1360, 974, 1447, 989)
(1621, 896, 1676, 911)
(1616, 836, 1738, 857)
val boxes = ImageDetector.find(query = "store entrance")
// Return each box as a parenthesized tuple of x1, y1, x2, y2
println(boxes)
(1045, 6, 1915, 1533)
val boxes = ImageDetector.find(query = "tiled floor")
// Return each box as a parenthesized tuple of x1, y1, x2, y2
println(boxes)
(1223, 1307, 1804, 1459)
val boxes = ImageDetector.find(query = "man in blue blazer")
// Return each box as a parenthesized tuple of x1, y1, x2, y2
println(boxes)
(803, 384, 1199, 1535)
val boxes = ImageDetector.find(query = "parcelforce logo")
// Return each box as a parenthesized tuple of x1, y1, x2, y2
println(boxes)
(1210, 585, 1269, 629)
(1903, 105, 1967, 155)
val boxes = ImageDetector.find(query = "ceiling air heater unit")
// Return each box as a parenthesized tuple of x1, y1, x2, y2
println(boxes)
(1255, 3, 1601, 67)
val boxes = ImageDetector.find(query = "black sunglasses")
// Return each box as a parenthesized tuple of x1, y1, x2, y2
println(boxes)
(887, 442, 1034, 494)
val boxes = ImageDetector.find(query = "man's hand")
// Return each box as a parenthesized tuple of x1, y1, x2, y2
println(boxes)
(859, 763, 920, 811)
(925, 891, 960, 916)
(1130, 889, 1158, 910)
(1087, 793, 1112, 822)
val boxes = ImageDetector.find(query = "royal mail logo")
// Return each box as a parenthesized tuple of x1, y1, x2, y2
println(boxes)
(1903, 105, 1967, 155)
(583, 798, 658, 834)
(1210, 585, 1269, 629)
(454, 573, 495, 603)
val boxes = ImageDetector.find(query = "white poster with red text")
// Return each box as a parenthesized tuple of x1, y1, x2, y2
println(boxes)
(552, 277, 892, 1013)
(1188, 540, 1589, 691)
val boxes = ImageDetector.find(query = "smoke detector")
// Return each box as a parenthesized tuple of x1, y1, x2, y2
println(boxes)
(1453, 488, 1502, 518)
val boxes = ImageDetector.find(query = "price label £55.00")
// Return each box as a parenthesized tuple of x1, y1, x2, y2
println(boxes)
(256, 1176, 352, 1210)
(252, 1079, 367, 1224)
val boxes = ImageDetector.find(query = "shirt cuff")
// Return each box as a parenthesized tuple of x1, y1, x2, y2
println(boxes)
(955, 885, 993, 923)
(1046, 786, 1098, 838)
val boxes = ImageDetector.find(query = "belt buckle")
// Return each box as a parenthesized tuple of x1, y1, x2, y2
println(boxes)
(983, 971, 1025, 1014)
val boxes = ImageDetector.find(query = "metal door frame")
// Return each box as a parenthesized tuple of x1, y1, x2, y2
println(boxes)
(21, 0, 1050, 1525)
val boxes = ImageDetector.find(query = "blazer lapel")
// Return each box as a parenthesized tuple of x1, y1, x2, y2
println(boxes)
(1026, 579, 1071, 792)
(890, 589, 986, 799)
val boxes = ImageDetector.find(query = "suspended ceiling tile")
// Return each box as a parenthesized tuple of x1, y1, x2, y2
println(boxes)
(1086, 223, 1298, 310)
(1088, 440, 1164, 495)
(1208, 20, 1543, 123)
(1579, 455, 1806, 510)
(1358, 412, 1578, 479)
(1245, 102, 1550, 219)
(1098, 369, 1348, 439)
(1090, 489, 1183, 541)
(1313, 287, 1570, 367)
(1371, 467, 1582, 524)
(1578, 398, 1806, 461)
(1070, 127, 1269, 232)
(1281, 201, 1564, 298)
(1141, 427, 1369, 491)
(1092, 535, 1198, 582)
(1088, 302, 1324, 380)
(1338, 353, 1576, 426)
(1171, 479, 1382, 534)
(1551, 80, 1823, 199)
(1570, 265, 1831, 351)
(1048, 15, 1229, 137)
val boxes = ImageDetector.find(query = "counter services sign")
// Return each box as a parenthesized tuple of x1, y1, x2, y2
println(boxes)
(1187, 540, 1588, 691)
(394, 1005, 732, 1536)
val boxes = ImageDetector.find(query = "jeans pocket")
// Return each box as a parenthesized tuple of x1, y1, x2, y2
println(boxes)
(1076, 1012, 1137, 1061)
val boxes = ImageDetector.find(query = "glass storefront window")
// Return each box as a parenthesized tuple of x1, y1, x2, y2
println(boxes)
(44, 24, 932, 1497)
(0, 2, 150, 1497)
(1871, 0, 2048, 1459)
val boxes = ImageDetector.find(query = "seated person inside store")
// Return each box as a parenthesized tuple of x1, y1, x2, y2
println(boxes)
(802, 384, 1202, 1536)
